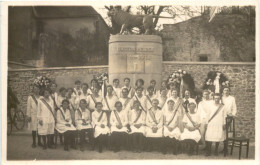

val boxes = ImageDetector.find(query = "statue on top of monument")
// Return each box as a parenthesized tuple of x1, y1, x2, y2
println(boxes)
(107, 7, 174, 35)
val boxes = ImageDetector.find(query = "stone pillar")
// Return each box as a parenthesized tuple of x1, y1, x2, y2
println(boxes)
(109, 35, 162, 89)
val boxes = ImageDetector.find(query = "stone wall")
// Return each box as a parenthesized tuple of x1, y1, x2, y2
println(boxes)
(8, 62, 255, 139)
(162, 62, 255, 140)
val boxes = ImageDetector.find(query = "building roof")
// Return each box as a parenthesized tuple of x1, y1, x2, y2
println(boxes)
(32, 6, 100, 18)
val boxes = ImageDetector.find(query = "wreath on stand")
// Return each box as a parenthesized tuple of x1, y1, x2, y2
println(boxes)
(167, 69, 196, 98)
(202, 71, 230, 94)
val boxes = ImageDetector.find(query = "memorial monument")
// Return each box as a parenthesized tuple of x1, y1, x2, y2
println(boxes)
(109, 35, 162, 88)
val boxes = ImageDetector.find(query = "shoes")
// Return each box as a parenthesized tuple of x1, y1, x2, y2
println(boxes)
(205, 152, 211, 157)
(48, 145, 55, 149)
(38, 142, 43, 147)
(64, 146, 69, 151)
(43, 145, 47, 150)
(214, 150, 219, 156)
(32, 143, 36, 148)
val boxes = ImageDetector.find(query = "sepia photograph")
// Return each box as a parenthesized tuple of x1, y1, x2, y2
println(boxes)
(1, 0, 258, 163)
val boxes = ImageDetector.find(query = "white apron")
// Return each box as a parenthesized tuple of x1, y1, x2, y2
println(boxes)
(75, 108, 93, 130)
(55, 107, 76, 133)
(92, 110, 110, 138)
(180, 112, 202, 143)
(145, 108, 163, 137)
(128, 109, 146, 134)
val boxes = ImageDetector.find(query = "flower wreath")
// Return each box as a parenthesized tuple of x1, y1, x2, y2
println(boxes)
(33, 76, 52, 90)
(167, 69, 196, 97)
(202, 71, 230, 94)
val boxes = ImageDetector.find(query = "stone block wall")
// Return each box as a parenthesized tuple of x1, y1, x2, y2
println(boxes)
(162, 62, 255, 140)
(8, 62, 255, 139)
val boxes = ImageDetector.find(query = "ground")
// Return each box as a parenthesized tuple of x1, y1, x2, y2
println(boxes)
(6, 134, 255, 160)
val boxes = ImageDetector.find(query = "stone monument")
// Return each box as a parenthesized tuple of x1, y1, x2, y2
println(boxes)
(109, 35, 162, 88)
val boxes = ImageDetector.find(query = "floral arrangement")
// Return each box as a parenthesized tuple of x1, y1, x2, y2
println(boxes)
(202, 71, 229, 93)
(167, 69, 196, 97)
(94, 73, 109, 86)
(33, 76, 51, 89)
(168, 69, 187, 84)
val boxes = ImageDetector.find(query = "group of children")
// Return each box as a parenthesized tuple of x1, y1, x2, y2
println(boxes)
(26, 78, 237, 156)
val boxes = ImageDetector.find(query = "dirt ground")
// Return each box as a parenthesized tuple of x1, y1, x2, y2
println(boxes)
(6, 134, 255, 160)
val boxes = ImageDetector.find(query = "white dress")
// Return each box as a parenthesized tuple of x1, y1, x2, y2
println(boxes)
(37, 97, 55, 135)
(119, 97, 132, 112)
(86, 95, 103, 111)
(197, 99, 213, 124)
(27, 95, 40, 131)
(110, 110, 128, 133)
(56, 95, 67, 108)
(222, 95, 237, 116)
(75, 108, 92, 130)
(55, 107, 76, 133)
(180, 111, 202, 142)
(128, 109, 146, 134)
(205, 103, 226, 142)
(103, 95, 118, 111)
(145, 108, 163, 137)
(92, 110, 110, 138)
(113, 86, 121, 99)
(163, 108, 182, 139)
(144, 94, 158, 111)
(158, 96, 167, 110)
(74, 92, 89, 109)
(131, 95, 147, 111)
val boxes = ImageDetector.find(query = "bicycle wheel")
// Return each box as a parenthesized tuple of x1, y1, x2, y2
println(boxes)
(14, 109, 25, 130)
(7, 115, 12, 136)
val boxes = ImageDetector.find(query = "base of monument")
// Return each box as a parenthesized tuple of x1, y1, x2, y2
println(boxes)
(109, 35, 163, 88)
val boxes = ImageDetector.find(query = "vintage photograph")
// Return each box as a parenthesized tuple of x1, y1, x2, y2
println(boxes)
(3, 1, 258, 162)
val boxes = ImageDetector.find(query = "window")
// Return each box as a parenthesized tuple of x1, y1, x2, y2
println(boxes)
(198, 54, 209, 61)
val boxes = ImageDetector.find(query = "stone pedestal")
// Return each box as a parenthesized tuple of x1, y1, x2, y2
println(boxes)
(109, 35, 162, 88)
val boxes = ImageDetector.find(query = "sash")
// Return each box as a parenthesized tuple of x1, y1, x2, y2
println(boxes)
(208, 104, 224, 123)
(159, 98, 167, 109)
(104, 96, 112, 111)
(148, 108, 158, 125)
(77, 109, 83, 119)
(51, 94, 58, 109)
(123, 98, 131, 109)
(112, 87, 119, 99)
(134, 95, 147, 113)
(167, 100, 181, 125)
(40, 98, 56, 122)
(58, 108, 66, 121)
(146, 95, 153, 107)
(97, 111, 104, 122)
(185, 112, 197, 128)
(113, 110, 123, 126)
(133, 110, 142, 124)
(90, 94, 97, 105)
(31, 95, 38, 105)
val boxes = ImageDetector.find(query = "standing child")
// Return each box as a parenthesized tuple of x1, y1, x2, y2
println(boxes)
(37, 88, 55, 150)
(205, 93, 226, 156)
(26, 86, 41, 148)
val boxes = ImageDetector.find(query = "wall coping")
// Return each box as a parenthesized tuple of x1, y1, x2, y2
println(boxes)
(163, 61, 255, 65)
(8, 62, 255, 72)
(8, 65, 109, 72)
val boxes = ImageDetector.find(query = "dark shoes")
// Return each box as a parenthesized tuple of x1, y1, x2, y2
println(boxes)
(32, 143, 36, 148)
